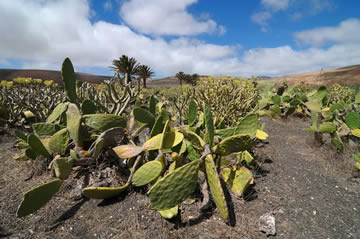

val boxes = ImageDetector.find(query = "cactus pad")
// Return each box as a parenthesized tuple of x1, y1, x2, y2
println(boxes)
(205, 155, 229, 222)
(216, 114, 259, 138)
(32, 123, 61, 136)
(17, 179, 63, 217)
(49, 128, 69, 155)
(231, 167, 254, 197)
(53, 156, 74, 180)
(143, 131, 184, 151)
(133, 107, 155, 126)
(28, 134, 50, 157)
(81, 99, 97, 114)
(66, 103, 82, 146)
(213, 134, 253, 156)
(305, 101, 321, 113)
(236, 150, 255, 167)
(82, 184, 129, 199)
(113, 145, 143, 158)
(158, 205, 179, 219)
(132, 160, 164, 186)
(83, 114, 126, 131)
(345, 112, 360, 130)
(180, 128, 205, 150)
(204, 104, 214, 147)
(255, 130, 268, 140)
(319, 122, 337, 134)
(148, 159, 201, 210)
(25, 148, 37, 160)
(331, 134, 344, 152)
(47, 102, 69, 123)
(351, 129, 360, 138)
(61, 58, 77, 103)
(187, 99, 198, 126)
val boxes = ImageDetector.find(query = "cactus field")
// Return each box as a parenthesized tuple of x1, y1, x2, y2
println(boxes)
(0, 58, 360, 238)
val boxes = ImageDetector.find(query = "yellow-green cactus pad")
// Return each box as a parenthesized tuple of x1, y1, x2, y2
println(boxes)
(256, 129, 268, 140)
(49, 128, 70, 155)
(113, 145, 143, 158)
(213, 134, 253, 156)
(66, 103, 82, 146)
(236, 150, 255, 167)
(319, 122, 336, 134)
(158, 205, 179, 219)
(351, 129, 360, 138)
(32, 123, 61, 136)
(345, 112, 360, 130)
(54, 156, 74, 180)
(148, 159, 201, 210)
(17, 179, 63, 217)
(231, 167, 254, 197)
(179, 129, 205, 150)
(204, 104, 214, 147)
(47, 102, 69, 123)
(133, 107, 156, 125)
(187, 99, 198, 126)
(82, 184, 129, 199)
(205, 155, 229, 222)
(143, 131, 184, 151)
(83, 114, 126, 131)
(28, 134, 50, 157)
(132, 160, 164, 186)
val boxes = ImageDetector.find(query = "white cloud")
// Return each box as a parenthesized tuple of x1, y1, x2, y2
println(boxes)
(0, 1, 359, 78)
(119, 0, 225, 36)
(251, 11, 272, 32)
(295, 18, 360, 47)
(104, 1, 112, 11)
(261, 0, 289, 11)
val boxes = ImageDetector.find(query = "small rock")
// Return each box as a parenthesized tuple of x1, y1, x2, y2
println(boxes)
(259, 213, 276, 236)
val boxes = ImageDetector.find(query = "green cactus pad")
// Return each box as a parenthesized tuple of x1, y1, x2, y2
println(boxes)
(28, 134, 50, 157)
(151, 110, 169, 137)
(143, 131, 184, 151)
(187, 99, 198, 126)
(186, 140, 199, 161)
(48, 128, 70, 155)
(205, 155, 229, 222)
(91, 138, 104, 159)
(158, 205, 179, 219)
(148, 159, 201, 210)
(149, 95, 157, 115)
(213, 134, 253, 156)
(318, 122, 337, 134)
(132, 160, 164, 186)
(66, 103, 82, 146)
(272, 95, 282, 105)
(47, 103, 69, 123)
(352, 153, 360, 163)
(83, 114, 126, 131)
(204, 104, 214, 147)
(82, 184, 129, 199)
(216, 114, 259, 138)
(231, 167, 254, 197)
(331, 134, 344, 152)
(61, 58, 77, 103)
(32, 123, 61, 136)
(81, 100, 97, 114)
(305, 113, 319, 133)
(53, 156, 74, 180)
(25, 148, 37, 160)
(355, 92, 360, 104)
(113, 145, 143, 158)
(17, 179, 63, 217)
(345, 112, 360, 130)
(15, 129, 27, 141)
(179, 128, 205, 150)
(133, 107, 155, 126)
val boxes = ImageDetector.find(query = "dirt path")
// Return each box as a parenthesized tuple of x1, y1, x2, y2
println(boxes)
(0, 118, 359, 239)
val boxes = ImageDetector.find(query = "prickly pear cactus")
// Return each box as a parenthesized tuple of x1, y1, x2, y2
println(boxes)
(48, 128, 69, 154)
(133, 107, 155, 126)
(158, 205, 179, 219)
(28, 134, 50, 157)
(46, 102, 69, 123)
(230, 167, 254, 197)
(132, 160, 164, 186)
(318, 122, 337, 134)
(82, 184, 129, 199)
(113, 145, 143, 158)
(213, 134, 253, 156)
(83, 114, 126, 131)
(345, 112, 360, 130)
(53, 156, 74, 180)
(81, 99, 97, 114)
(148, 159, 201, 210)
(216, 113, 259, 138)
(32, 123, 61, 136)
(66, 103, 82, 146)
(179, 128, 205, 150)
(205, 155, 229, 222)
(17, 179, 63, 217)
(143, 131, 184, 151)
(187, 99, 198, 126)
(204, 104, 214, 147)
(61, 58, 77, 103)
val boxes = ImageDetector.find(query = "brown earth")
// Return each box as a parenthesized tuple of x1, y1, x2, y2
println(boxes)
(1, 117, 359, 239)
(268, 64, 360, 86)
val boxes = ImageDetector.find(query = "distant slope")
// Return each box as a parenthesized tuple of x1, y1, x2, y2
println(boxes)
(268, 64, 360, 86)
(0, 69, 111, 85)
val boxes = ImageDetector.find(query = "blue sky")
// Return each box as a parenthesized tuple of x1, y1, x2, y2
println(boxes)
(0, 0, 359, 78)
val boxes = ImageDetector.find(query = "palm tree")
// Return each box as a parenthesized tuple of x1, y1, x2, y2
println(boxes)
(110, 55, 140, 84)
(176, 72, 186, 86)
(136, 65, 154, 88)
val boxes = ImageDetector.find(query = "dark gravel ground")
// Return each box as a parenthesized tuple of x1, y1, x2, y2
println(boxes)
(1, 117, 359, 239)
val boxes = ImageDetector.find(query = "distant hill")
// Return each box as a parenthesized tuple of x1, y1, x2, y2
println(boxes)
(1, 64, 360, 87)
(0, 69, 111, 85)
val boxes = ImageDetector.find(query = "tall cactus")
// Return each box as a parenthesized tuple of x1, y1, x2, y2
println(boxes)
(61, 58, 77, 104)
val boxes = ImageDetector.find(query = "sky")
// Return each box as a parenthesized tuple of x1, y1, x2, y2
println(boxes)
(0, 0, 359, 78)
